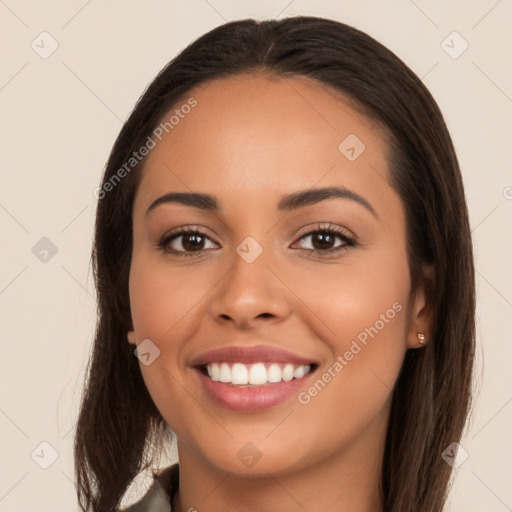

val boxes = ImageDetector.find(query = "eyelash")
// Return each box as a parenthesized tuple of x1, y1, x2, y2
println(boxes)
(156, 223, 356, 258)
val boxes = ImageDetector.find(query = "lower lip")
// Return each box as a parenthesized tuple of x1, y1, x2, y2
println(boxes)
(194, 368, 315, 412)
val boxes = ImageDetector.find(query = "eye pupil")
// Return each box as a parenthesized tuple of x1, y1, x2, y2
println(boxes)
(183, 234, 204, 251)
(313, 232, 335, 250)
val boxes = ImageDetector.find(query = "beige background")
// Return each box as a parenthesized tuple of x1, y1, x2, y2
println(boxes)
(0, 1, 511, 510)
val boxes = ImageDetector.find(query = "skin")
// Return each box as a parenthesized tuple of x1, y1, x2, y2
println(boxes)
(127, 73, 430, 512)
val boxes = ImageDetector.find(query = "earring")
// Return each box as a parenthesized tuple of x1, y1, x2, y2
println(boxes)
(127, 331, 136, 345)
(417, 333, 426, 345)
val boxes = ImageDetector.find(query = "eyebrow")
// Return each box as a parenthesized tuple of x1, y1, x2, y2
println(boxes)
(145, 186, 378, 219)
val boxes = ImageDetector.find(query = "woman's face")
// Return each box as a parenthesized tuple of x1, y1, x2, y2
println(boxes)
(128, 74, 428, 476)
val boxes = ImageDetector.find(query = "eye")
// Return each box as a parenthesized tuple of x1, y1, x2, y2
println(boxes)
(292, 223, 355, 256)
(157, 223, 356, 258)
(157, 226, 218, 257)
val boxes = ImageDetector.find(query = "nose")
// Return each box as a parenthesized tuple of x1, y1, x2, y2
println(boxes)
(209, 247, 293, 330)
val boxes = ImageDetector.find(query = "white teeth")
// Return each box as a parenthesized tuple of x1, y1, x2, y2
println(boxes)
(231, 363, 248, 385)
(267, 363, 282, 383)
(210, 362, 220, 381)
(204, 362, 312, 386)
(248, 362, 267, 385)
(219, 362, 231, 383)
(294, 365, 307, 379)
(282, 364, 294, 382)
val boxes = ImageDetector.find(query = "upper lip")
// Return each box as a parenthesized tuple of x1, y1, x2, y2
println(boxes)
(189, 344, 318, 367)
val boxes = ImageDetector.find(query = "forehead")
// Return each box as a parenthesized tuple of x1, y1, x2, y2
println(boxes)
(135, 73, 395, 213)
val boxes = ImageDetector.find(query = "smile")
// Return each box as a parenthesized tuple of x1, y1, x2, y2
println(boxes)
(203, 362, 313, 386)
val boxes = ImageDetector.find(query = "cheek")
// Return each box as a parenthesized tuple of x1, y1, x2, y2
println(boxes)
(127, 252, 218, 402)
(290, 247, 411, 349)
(290, 250, 410, 429)
(128, 255, 205, 433)
(128, 253, 211, 342)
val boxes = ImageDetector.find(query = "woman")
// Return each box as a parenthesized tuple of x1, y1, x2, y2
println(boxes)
(75, 16, 475, 512)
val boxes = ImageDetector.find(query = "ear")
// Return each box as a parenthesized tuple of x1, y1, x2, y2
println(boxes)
(406, 264, 433, 349)
(127, 330, 137, 346)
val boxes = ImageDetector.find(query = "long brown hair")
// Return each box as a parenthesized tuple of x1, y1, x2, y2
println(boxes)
(74, 16, 475, 511)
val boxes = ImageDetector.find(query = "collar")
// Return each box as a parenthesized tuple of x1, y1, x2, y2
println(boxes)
(121, 463, 179, 512)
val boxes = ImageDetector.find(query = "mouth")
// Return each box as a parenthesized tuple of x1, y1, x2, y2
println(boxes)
(189, 344, 320, 411)
(193, 360, 319, 412)
(197, 361, 318, 387)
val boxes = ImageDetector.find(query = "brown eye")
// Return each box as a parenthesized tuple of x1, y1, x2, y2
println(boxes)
(158, 228, 218, 256)
(178, 233, 206, 251)
(305, 232, 339, 250)
(293, 225, 355, 256)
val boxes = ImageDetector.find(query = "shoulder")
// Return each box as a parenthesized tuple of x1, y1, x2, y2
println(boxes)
(116, 463, 179, 512)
